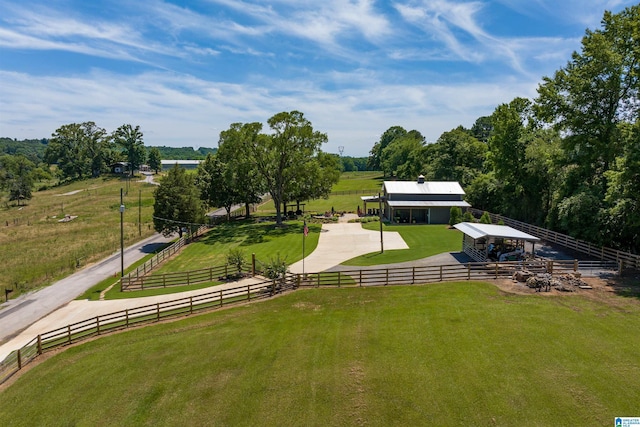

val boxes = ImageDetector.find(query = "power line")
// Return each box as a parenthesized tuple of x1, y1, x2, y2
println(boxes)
(152, 216, 211, 228)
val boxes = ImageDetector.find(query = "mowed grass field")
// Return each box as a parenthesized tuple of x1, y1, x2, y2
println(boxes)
(0, 176, 158, 297)
(1, 283, 639, 425)
(257, 171, 383, 215)
(152, 219, 322, 274)
(345, 223, 462, 266)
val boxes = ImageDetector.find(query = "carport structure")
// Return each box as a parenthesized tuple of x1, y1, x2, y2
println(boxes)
(454, 222, 540, 262)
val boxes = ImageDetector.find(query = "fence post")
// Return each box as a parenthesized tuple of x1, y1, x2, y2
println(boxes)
(37, 335, 42, 355)
(252, 253, 256, 276)
(67, 325, 72, 344)
(338, 272, 341, 288)
(96, 317, 100, 335)
(156, 303, 160, 321)
(247, 285, 251, 301)
(440, 265, 443, 281)
(17, 349, 22, 370)
(467, 264, 471, 280)
(359, 270, 362, 287)
(412, 266, 415, 284)
(125, 309, 129, 328)
(495, 263, 498, 279)
(385, 269, 389, 286)
(573, 259, 578, 272)
(618, 260, 624, 276)
(219, 290, 223, 306)
(190, 296, 194, 314)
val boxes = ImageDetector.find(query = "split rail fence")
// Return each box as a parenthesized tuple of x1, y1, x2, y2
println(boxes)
(298, 259, 618, 288)
(0, 275, 297, 385)
(1, 257, 618, 385)
(469, 209, 640, 270)
(124, 225, 209, 284)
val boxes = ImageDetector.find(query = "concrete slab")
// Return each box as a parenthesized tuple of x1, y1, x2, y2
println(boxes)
(289, 221, 408, 273)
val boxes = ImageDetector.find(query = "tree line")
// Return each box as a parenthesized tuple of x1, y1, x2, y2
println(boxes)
(153, 110, 341, 236)
(367, 5, 640, 253)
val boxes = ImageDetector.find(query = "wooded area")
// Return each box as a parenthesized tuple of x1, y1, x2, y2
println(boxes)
(367, 5, 640, 253)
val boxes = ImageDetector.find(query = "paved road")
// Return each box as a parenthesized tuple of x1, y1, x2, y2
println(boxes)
(0, 232, 174, 344)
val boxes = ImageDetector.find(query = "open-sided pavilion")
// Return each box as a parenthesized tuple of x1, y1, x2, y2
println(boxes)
(453, 222, 540, 262)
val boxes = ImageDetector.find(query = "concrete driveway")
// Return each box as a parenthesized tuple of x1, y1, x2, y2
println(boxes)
(289, 217, 408, 273)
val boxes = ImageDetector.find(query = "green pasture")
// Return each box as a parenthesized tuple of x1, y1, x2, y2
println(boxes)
(257, 171, 382, 215)
(343, 223, 462, 266)
(0, 176, 158, 297)
(1, 283, 638, 426)
(331, 171, 383, 192)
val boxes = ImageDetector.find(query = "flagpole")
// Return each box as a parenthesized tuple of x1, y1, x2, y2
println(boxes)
(302, 220, 308, 277)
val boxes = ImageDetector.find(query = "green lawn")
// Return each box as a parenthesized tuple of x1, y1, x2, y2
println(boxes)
(1, 283, 638, 426)
(342, 223, 462, 266)
(152, 219, 321, 274)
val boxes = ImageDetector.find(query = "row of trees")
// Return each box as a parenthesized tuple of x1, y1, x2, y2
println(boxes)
(153, 111, 341, 236)
(369, 5, 640, 253)
(44, 122, 161, 180)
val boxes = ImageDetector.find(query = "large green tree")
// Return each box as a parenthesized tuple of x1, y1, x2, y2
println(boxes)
(423, 126, 486, 187)
(45, 122, 111, 180)
(0, 155, 37, 205)
(535, 4, 640, 239)
(236, 111, 328, 225)
(113, 124, 146, 177)
(217, 122, 266, 218)
(153, 164, 204, 237)
(195, 154, 240, 220)
(147, 147, 162, 174)
(367, 126, 409, 172)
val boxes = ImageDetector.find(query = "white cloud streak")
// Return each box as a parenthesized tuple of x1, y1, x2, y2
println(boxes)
(0, 69, 538, 155)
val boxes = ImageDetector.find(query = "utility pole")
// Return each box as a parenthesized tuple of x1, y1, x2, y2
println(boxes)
(378, 192, 384, 253)
(138, 189, 142, 236)
(120, 188, 125, 277)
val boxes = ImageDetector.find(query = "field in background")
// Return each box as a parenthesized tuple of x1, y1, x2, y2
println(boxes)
(0, 176, 158, 297)
(1, 283, 638, 425)
(256, 171, 382, 215)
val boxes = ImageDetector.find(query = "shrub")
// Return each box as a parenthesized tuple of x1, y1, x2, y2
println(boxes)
(226, 248, 247, 276)
(449, 206, 463, 226)
(463, 211, 475, 222)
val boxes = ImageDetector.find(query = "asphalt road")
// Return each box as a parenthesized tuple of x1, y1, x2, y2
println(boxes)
(0, 232, 174, 343)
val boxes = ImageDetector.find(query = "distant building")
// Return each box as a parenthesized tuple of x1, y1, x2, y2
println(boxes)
(160, 160, 202, 170)
(111, 162, 129, 175)
(362, 176, 470, 224)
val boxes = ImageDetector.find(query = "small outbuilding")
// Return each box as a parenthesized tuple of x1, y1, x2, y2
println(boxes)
(453, 222, 540, 262)
(161, 160, 202, 170)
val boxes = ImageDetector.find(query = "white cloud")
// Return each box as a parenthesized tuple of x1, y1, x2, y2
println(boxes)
(0, 69, 539, 156)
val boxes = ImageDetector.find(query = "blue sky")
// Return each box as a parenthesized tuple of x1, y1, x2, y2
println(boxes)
(0, 0, 636, 156)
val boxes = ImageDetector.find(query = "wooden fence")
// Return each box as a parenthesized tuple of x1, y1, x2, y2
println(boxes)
(299, 260, 618, 288)
(121, 264, 253, 291)
(124, 225, 209, 283)
(0, 275, 298, 385)
(469, 209, 640, 270)
(0, 257, 618, 384)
